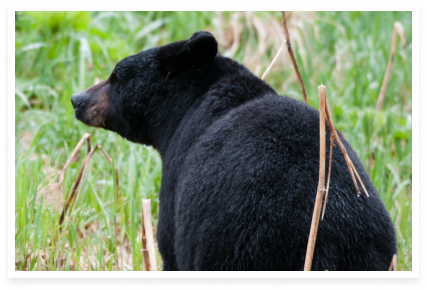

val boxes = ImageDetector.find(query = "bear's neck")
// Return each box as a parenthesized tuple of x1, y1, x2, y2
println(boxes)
(150, 58, 276, 159)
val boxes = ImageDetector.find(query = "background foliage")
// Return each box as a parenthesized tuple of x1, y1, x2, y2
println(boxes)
(15, 11, 412, 271)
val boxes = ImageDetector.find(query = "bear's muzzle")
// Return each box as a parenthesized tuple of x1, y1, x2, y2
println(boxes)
(71, 80, 110, 128)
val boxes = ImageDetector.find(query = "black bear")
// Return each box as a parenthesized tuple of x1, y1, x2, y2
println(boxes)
(71, 31, 397, 271)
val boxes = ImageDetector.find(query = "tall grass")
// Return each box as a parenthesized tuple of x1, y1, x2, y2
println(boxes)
(15, 11, 412, 271)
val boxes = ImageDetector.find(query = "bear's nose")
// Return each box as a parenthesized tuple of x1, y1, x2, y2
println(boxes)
(71, 93, 83, 109)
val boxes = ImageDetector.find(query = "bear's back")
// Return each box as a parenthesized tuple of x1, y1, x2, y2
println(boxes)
(173, 94, 396, 270)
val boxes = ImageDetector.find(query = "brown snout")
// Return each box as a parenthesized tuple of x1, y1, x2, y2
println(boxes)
(71, 80, 110, 128)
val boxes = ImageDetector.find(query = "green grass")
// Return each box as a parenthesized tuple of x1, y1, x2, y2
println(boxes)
(15, 11, 412, 271)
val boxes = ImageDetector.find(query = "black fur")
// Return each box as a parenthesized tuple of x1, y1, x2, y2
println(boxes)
(72, 31, 397, 271)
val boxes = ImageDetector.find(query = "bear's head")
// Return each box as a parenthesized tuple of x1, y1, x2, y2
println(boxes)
(71, 31, 218, 147)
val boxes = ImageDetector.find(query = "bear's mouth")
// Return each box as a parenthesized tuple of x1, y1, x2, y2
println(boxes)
(72, 101, 83, 111)
(71, 99, 92, 126)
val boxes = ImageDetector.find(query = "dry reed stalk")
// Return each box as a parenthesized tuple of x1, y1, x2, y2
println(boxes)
(36, 133, 91, 210)
(55, 133, 91, 228)
(388, 254, 398, 271)
(54, 137, 120, 268)
(141, 199, 157, 271)
(261, 41, 286, 80)
(321, 136, 335, 220)
(141, 203, 150, 271)
(58, 133, 91, 184)
(305, 85, 371, 270)
(304, 84, 327, 271)
(320, 88, 370, 220)
(324, 96, 370, 196)
(282, 11, 309, 105)
(376, 21, 406, 112)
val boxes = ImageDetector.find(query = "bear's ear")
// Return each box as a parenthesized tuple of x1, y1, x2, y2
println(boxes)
(186, 31, 218, 67)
